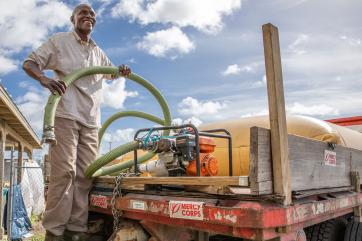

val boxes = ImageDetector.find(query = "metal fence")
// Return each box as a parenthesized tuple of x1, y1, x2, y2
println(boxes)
(6, 147, 44, 240)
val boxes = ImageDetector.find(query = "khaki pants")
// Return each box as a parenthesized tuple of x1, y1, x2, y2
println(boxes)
(43, 117, 98, 236)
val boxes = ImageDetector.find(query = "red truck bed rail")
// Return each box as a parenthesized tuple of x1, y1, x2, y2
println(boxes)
(90, 190, 360, 240)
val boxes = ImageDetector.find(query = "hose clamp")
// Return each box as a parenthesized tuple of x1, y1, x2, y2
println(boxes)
(42, 125, 57, 145)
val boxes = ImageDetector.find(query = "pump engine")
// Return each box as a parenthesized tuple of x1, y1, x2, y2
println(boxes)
(136, 128, 219, 177)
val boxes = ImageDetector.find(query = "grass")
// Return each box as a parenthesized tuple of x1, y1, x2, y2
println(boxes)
(27, 215, 45, 241)
(1, 215, 45, 241)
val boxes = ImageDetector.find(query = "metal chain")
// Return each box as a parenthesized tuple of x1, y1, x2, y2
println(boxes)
(111, 172, 136, 230)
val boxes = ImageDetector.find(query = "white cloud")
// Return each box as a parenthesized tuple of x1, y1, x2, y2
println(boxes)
(286, 102, 339, 116)
(287, 34, 309, 55)
(0, 1, 71, 51)
(183, 116, 203, 126)
(253, 74, 267, 87)
(239, 102, 339, 118)
(222, 64, 240, 76)
(137, 27, 195, 58)
(340, 35, 361, 46)
(172, 118, 183, 126)
(0, 55, 17, 75)
(15, 84, 48, 132)
(103, 128, 135, 143)
(263, 0, 311, 10)
(101, 128, 135, 154)
(178, 97, 227, 116)
(112, 0, 242, 34)
(284, 34, 362, 76)
(102, 78, 139, 109)
(172, 117, 203, 127)
(222, 62, 259, 76)
(241, 109, 268, 118)
(0, 0, 71, 75)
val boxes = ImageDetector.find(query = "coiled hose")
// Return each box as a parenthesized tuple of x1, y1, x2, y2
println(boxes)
(98, 111, 164, 143)
(42, 66, 171, 178)
(93, 111, 165, 177)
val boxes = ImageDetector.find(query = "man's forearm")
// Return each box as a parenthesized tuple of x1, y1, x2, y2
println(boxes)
(22, 60, 66, 95)
(22, 60, 47, 83)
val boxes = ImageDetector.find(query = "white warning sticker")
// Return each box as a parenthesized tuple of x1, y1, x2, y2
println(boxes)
(131, 200, 147, 211)
(324, 150, 337, 166)
(169, 200, 204, 220)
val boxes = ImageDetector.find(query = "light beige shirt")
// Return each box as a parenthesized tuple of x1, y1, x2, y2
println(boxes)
(25, 31, 113, 128)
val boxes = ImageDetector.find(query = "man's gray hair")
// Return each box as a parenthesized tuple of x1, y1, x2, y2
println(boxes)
(71, 3, 93, 18)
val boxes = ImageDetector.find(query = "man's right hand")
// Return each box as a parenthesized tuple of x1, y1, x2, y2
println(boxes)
(39, 76, 67, 95)
(23, 60, 67, 95)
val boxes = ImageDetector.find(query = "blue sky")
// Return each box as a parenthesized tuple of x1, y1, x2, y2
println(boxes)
(0, 0, 361, 157)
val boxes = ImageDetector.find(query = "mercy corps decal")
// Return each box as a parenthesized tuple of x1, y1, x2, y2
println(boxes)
(90, 195, 108, 209)
(169, 200, 204, 220)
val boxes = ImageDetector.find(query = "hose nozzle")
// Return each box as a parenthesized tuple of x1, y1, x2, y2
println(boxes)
(42, 125, 57, 145)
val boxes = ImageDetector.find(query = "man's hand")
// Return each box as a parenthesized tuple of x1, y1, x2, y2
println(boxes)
(119, 64, 131, 77)
(39, 76, 67, 95)
(23, 60, 67, 95)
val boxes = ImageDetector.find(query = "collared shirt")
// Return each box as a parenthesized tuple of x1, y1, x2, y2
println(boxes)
(25, 31, 113, 128)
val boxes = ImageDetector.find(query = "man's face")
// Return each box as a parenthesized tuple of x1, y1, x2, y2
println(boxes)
(72, 5, 96, 34)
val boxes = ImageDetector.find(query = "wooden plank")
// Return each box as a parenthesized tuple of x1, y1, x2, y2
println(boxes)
(0, 107, 11, 112)
(293, 186, 353, 199)
(17, 143, 23, 184)
(4, 123, 33, 152)
(249, 127, 273, 195)
(262, 23, 291, 205)
(185, 185, 235, 195)
(0, 86, 41, 148)
(94, 178, 251, 195)
(289, 135, 351, 190)
(249, 127, 362, 193)
(122, 176, 249, 186)
(96, 176, 249, 187)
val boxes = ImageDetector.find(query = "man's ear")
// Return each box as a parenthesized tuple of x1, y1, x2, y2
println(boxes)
(70, 15, 74, 24)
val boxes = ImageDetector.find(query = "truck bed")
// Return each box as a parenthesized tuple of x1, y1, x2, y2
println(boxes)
(89, 127, 362, 240)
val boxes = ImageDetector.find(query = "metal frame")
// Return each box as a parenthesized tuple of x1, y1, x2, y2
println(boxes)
(133, 124, 233, 176)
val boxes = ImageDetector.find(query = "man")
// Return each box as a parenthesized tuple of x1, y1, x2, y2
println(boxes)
(23, 4, 130, 241)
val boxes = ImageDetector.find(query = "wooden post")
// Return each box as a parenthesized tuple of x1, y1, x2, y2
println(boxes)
(17, 143, 23, 184)
(0, 119, 6, 238)
(262, 23, 292, 205)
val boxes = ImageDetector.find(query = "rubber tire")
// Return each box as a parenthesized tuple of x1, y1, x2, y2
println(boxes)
(344, 221, 362, 241)
(305, 218, 347, 241)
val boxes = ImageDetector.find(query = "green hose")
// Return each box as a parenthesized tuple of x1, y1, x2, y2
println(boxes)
(42, 66, 172, 178)
(94, 111, 164, 177)
(43, 67, 119, 143)
(92, 152, 155, 177)
(98, 111, 165, 144)
(84, 141, 140, 178)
